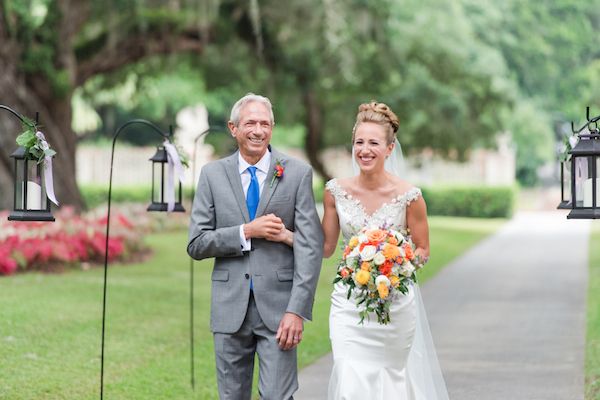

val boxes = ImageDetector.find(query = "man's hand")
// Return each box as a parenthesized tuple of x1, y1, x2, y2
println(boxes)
(243, 214, 284, 239)
(276, 312, 303, 350)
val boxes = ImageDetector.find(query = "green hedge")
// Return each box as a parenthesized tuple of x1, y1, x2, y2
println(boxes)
(421, 186, 516, 218)
(82, 184, 515, 218)
(81, 185, 194, 209)
(313, 182, 515, 218)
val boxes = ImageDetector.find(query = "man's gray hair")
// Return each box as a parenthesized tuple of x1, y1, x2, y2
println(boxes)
(230, 93, 275, 126)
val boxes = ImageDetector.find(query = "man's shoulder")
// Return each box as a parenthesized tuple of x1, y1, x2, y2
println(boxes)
(201, 153, 235, 174)
(274, 151, 312, 174)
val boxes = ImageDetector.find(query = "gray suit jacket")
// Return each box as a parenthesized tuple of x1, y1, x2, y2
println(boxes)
(187, 148, 324, 333)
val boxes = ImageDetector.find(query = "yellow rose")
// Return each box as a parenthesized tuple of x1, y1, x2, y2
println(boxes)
(377, 283, 390, 299)
(360, 262, 372, 271)
(355, 269, 371, 286)
(390, 275, 400, 288)
(348, 236, 359, 249)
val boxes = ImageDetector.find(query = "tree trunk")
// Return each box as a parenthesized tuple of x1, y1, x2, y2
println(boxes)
(301, 86, 332, 182)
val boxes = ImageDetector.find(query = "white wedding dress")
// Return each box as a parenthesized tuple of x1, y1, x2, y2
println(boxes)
(326, 178, 449, 400)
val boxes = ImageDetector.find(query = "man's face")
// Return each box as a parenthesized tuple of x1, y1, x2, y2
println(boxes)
(229, 101, 273, 162)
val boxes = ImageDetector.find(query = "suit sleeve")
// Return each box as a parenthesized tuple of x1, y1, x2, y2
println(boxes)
(286, 168, 324, 320)
(187, 167, 244, 260)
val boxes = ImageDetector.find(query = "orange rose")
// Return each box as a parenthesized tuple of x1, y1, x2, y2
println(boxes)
(360, 262, 372, 271)
(377, 283, 390, 299)
(340, 268, 350, 278)
(366, 229, 387, 243)
(403, 243, 414, 260)
(387, 236, 399, 246)
(382, 243, 400, 260)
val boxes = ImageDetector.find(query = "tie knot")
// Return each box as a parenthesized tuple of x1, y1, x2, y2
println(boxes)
(247, 166, 258, 177)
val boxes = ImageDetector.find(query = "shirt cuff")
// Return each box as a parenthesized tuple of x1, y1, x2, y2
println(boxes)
(239, 225, 251, 251)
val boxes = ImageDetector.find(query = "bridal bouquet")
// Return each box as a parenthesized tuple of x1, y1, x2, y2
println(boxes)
(334, 227, 424, 325)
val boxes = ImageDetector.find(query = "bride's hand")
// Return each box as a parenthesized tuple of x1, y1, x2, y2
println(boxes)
(414, 248, 429, 266)
(265, 227, 294, 247)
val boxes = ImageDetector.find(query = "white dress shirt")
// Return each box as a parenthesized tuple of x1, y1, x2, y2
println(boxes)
(239, 150, 271, 250)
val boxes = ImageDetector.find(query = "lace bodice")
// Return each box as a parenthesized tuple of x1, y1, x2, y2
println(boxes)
(325, 178, 422, 240)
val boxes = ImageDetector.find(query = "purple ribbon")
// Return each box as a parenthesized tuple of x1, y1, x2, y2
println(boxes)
(35, 131, 59, 206)
(163, 140, 185, 212)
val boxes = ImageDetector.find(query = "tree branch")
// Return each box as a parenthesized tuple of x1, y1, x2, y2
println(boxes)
(75, 29, 206, 86)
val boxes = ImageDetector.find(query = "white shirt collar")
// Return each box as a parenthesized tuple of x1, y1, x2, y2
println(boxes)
(238, 149, 271, 175)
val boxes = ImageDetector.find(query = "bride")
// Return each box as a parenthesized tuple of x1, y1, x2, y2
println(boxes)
(321, 101, 449, 399)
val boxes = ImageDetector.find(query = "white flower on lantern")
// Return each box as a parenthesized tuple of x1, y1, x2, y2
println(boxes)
(373, 252, 386, 265)
(359, 245, 377, 261)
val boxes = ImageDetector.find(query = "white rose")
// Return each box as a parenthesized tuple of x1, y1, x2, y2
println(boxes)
(348, 246, 360, 259)
(373, 252, 386, 265)
(359, 245, 377, 261)
(400, 262, 415, 277)
(358, 234, 368, 244)
(375, 275, 391, 287)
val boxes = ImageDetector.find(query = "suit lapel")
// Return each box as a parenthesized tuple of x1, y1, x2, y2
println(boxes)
(256, 148, 285, 218)
(224, 151, 250, 223)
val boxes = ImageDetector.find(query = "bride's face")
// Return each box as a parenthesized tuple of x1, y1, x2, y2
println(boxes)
(353, 122, 394, 173)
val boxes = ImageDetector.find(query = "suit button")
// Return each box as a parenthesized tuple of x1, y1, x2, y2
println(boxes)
(244, 273, 250, 279)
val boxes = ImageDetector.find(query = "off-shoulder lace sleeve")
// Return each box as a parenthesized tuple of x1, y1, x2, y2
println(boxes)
(403, 187, 422, 207)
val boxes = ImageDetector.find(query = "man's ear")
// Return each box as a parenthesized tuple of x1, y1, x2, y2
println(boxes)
(228, 121, 236, 137)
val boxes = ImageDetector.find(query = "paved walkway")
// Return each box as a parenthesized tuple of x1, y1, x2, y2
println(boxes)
(296, 211, 590, 400)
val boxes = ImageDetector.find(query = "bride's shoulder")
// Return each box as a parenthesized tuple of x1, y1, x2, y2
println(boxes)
(390, 176, 422, 204)
(325, 177, 349, 199)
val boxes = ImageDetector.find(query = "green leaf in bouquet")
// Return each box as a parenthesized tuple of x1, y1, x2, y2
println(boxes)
(333, 276, 342, 284)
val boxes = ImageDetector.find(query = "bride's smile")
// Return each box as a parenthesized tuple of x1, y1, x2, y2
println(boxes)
(353, 121, 394, 172)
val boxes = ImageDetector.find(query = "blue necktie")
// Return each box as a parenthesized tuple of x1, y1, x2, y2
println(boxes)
(246, 166, 260, 221)
(246, 166, 259, 290)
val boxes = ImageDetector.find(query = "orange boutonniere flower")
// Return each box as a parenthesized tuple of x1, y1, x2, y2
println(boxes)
(270, 159, 284, 187)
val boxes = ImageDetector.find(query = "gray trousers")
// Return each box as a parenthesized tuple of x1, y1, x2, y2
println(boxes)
(214, 292, 298, 400)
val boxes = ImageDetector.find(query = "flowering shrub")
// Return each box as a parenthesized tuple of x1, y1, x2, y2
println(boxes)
(0, 206, 149, 276)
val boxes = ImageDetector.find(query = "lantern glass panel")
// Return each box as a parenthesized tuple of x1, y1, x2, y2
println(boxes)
(574, 156, 594, 208)
(15, 158, 24, 210)
(562, 162, 571, 203)
(152, 161, 164, 203)
(25, 161, 47, 210)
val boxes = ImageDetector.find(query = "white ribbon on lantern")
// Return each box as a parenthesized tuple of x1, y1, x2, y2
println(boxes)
(162, 140, 185, 212)
(35, 131, 59, 206)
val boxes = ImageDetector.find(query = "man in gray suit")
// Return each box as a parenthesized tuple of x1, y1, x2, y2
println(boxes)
(187, 93, 324, 399)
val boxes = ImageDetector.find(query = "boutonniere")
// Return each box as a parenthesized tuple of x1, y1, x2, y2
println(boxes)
(270, 159, 285, 187)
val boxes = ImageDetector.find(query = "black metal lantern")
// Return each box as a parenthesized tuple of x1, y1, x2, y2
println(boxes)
(557, 159, 571, 209)
(567, 128, 600, 219)
(8, 146, 55, 222)
(147, 146, 185, 212)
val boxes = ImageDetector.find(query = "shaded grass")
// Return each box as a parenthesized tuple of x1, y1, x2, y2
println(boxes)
(0, 216, 505, 399)
(587, 221, 600, 399)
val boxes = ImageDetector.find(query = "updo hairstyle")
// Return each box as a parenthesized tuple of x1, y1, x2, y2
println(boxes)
(352, 101, 399, 144)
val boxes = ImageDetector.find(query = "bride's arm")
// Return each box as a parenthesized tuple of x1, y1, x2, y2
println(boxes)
(322, 189, 340, 258)
(406, 196, 430, 262)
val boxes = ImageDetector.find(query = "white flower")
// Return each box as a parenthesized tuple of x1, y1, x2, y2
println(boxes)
(358, 234, 368, 243)
(359, 245, 377, 261)
(569, 135, 579, 149)
(400, 262, 415, 277)
(348, 246, 360, 259)
(373, 252, 386, 265)
(375, 275, 391, 287)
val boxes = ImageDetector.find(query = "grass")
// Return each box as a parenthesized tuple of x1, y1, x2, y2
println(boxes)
(0, 216, 505, 399)
(587, 221, 600, 399)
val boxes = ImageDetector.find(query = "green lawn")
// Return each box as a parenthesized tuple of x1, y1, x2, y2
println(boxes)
(0, 216, 505, 399)
(587, 222, 600, 400)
